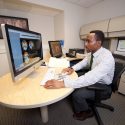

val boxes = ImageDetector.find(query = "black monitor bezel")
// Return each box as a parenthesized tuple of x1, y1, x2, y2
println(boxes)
(48, 41, 63, 58)
(4, 24, 43, 77)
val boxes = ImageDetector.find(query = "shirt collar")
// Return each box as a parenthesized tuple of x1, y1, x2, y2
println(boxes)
(93, 47, 103, 58)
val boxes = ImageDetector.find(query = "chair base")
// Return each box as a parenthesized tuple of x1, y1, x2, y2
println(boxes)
(90, 102, 114, 125)
(95, 102, 114, 111)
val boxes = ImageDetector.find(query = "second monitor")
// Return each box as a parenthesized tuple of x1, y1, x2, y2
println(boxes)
(48, 41, 63, 58)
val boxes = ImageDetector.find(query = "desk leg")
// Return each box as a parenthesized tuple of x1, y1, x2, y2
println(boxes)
(40, 106, 48, 123)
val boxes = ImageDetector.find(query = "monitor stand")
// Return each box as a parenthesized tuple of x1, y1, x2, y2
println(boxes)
(28, 70, 40, 78)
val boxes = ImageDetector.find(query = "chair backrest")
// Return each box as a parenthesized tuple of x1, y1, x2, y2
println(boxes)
(111, 57, 125, 92)
(98, 61, 125, 101)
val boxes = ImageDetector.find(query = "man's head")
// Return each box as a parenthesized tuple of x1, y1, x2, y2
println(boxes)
(85, 30, 105, 53)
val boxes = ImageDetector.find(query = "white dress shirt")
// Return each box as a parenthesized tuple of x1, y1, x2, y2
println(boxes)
(64, 47, 115, 88)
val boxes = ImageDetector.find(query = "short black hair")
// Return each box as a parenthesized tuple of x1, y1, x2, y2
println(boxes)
(90, 30, 105, 45)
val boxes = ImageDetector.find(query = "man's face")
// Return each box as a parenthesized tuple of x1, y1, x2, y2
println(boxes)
(85, 33, 100, 53)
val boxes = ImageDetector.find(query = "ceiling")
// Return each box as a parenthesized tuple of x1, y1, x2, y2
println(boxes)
(0, 0, 63, 16)
(64, 0, 104, 8)
(0, 0, 106, 16)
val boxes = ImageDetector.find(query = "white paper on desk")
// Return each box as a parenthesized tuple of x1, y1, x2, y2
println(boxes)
(48, 57, 69, 68)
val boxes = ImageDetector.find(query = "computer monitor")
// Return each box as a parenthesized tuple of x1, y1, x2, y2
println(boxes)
(48, 41, 63, 58)
(1, 24, 43, 82)
(116, 37, 125, 52)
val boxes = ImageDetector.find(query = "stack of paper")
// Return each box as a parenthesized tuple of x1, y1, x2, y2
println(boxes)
(48, 57, 70, 68)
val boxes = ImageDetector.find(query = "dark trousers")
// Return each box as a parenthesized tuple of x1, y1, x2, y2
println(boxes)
(71, 83, 111, 113)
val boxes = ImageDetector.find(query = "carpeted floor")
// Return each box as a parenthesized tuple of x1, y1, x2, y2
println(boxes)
(0, 92, 125, 125)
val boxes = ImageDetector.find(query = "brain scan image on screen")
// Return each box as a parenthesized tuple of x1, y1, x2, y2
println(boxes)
(29, 41, 34, 50)
(22, 40, 28, 51)
(23, 52, 29, 64)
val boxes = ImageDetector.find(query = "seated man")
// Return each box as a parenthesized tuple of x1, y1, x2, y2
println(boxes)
(44, 30, 115, 121)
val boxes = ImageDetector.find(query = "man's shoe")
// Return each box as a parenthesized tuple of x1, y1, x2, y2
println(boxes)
(73, 110, 94, 121)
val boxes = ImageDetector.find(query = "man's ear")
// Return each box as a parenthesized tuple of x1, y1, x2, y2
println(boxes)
(97, 41, 102, 46)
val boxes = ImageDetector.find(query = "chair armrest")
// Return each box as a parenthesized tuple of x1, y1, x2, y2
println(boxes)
(87, 86, 106, 91)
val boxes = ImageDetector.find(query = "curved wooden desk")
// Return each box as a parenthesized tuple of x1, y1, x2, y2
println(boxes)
(0, 66, 77, 123)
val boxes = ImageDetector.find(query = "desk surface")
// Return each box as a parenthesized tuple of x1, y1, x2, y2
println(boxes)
(0, 66, 77, 109)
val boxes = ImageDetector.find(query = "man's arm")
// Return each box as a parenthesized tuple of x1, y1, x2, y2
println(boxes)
(72, 56, 89, 71)
(44, 55, 89, 89)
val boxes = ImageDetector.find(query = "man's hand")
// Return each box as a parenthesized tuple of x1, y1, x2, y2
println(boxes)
(62, 67, 74, 75)
(44, 79, 65, 89)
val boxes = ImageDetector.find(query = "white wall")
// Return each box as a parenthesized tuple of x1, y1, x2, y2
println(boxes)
(1, 0, 125, 52)
(0, 0, 86, 76)
(85, 0, 125, 24)
(0, 0, 57, 75)
(1, 0, 125, 76)
(23, 0, 125, 50)
(63, 3, 85, 49)
(28, 13, 55, 53)
(22, 0, 86, 50)
(83, 0, 125, 52)
(54, 12, 64, 40)
(0, 1, 56, 57)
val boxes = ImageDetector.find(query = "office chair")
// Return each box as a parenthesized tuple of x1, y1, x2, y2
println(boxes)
(87, 61, 125, 125)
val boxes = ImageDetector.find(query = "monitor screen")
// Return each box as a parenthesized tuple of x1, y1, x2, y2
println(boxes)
(48, 41, 63, 58)
(117, 38, 125, 52)
(1, 24, 43, 82)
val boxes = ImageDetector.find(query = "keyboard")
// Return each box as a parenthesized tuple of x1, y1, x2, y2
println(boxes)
(40, 68, 68, 85)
